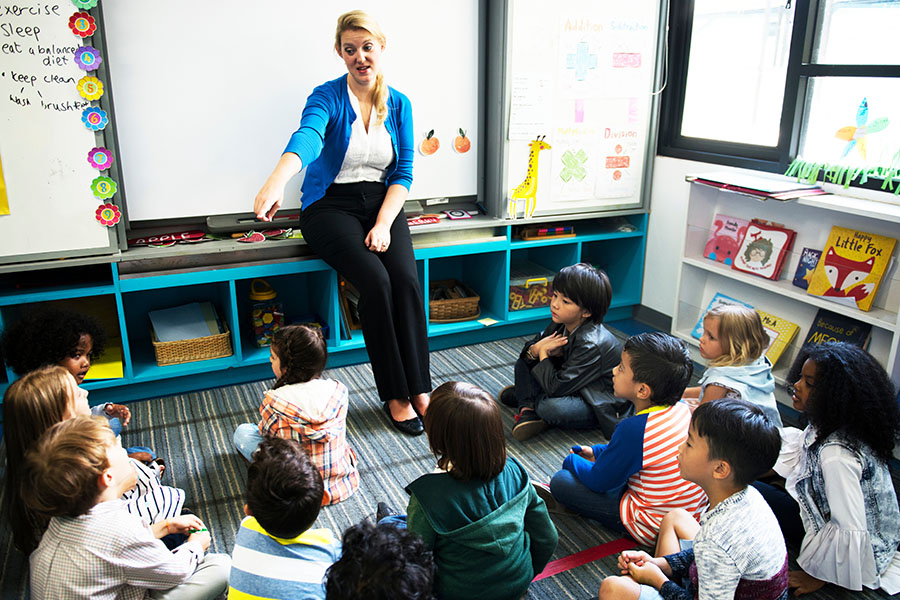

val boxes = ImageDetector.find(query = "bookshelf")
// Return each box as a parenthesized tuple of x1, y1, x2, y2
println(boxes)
(672, 179, 900, 396)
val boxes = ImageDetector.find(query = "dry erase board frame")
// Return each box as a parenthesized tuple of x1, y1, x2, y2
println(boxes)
(0, 5, 125, 265)
(101, 1, 485, 225)
(485, 0, 666, 219)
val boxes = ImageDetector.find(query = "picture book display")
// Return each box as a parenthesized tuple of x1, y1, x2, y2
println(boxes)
(703, 214, 749, 266)
(691, 293, 754, 339)
(792, 248, 822, 290)
(806, 226, 897, 312)
(731, 219, 796, 280)
(756, 310, 800, 367)
(803, 308, 872, 349)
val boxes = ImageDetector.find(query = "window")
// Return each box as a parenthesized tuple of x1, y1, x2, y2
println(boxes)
(659, 0, 900, 192)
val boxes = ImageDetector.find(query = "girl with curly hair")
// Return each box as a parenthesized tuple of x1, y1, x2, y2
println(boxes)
(1, 306, 131, 435)
(753, 342, 900, 595)
(232, 324, 359, 504)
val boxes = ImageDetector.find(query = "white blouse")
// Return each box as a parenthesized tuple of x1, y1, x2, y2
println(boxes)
(775, 426, 900, 594)
(333, 83, 394, 184)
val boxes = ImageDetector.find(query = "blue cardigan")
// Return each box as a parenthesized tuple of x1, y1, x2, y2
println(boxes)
(283, 74, 414, 210)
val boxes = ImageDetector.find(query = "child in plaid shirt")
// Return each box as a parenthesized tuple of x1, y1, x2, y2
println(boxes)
(233, 325, 359, 504)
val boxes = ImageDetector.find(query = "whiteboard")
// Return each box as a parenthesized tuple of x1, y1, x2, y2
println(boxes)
(102, 1, 481, 222)
(501, 0, 662, 217)
(0, 5, 117, 262)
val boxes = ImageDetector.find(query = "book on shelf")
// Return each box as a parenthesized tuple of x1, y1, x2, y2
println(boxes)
(756, 310, 800, 367)
(686, 172, 828, 201)
(691, 293, 754, 340)
(792, 247, 822, 290)
(803, 308, 872, 349)
(731, 219, 796, 280)
(806, 226, 897, 312)
(338, 278, 362, 330)
(703, 214, 749, 266)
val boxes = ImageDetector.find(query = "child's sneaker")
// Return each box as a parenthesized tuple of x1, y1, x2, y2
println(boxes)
(498, 385, 517, 407)
(512, 409, 546, 441)
(532, 482, 573, 515)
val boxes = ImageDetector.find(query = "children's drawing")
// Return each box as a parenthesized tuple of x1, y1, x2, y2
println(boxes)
(68, 12, 96, 37)
(565, 42, 598, 81)
(559, 149, 587, 182)
(419, 130, 440, 156)
(453, 128, 471, 153)
(95, 203, 121, 227)
(508, 136, 551, 218)
(835, 98, 889, 160)
(74, 46, 102, 71)
(77, 76, 104, 101)
(87, 147, 113, 170)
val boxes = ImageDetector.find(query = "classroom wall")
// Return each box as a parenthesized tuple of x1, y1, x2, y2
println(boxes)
(641, 155, 900, 319)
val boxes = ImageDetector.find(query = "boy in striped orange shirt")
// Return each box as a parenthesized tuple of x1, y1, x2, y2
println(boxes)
(535, 332, 707, 547)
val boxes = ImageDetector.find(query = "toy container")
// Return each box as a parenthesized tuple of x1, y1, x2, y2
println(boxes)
(509, 259, 555, 311)
(249, 279, 284, 347)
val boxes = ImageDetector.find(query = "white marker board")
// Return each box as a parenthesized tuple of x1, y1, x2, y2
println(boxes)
(102, 1, 481, 222)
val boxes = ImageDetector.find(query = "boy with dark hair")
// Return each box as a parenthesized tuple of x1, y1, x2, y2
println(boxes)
(537, 332, 707, 547)
(25, 416, 229, 600)
(600, 399, 788, 600)
(228, 437, 340, 599)
(325, 520, 436, 600)
(500, 263, 628, 441)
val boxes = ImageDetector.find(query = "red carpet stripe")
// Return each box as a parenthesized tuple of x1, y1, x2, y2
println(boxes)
(532, 538, 636, 581)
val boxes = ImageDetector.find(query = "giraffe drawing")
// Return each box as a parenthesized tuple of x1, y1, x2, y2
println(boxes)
(509, 136, 551, 218)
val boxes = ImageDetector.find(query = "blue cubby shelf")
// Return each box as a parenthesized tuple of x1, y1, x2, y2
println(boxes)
(0, 212, 647, 406)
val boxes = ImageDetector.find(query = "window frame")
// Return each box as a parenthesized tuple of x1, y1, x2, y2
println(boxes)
(658, 0, 900, 186)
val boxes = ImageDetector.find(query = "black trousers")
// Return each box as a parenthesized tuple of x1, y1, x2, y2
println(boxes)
(300, 182, 431, 402)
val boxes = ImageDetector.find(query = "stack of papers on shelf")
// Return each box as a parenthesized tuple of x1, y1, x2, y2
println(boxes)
(687, 172, 828, 201)
(149, 302, 223, 342)
(83, 341, 124, 380)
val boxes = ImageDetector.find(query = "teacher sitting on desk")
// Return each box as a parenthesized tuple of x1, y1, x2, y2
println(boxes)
(253, 10, 430, 436)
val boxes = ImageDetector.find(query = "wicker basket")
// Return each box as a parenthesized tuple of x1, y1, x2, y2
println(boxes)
(429, 279, 480, 323)
(151, 323, 233, 366)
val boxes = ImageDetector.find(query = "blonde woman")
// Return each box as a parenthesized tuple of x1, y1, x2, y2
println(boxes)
(254, 11, 429, 436)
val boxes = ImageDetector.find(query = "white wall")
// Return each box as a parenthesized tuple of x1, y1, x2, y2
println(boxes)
(642, 156, 900, 318)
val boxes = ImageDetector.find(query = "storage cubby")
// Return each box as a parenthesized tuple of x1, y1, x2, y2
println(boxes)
(235, 271, 335, 364)
(121, 282, 236, 380)
(582, 236, 646, 309)
(0, 212, 648, 404)
(673, 181, 900, 391)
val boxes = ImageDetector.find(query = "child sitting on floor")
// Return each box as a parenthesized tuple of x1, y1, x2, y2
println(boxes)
(400, 381, 558, 600)
(1, 306, 133, 436)
(537, 332, 707, 547)
(228, 437, 341, 600)
(24, 416, 229, 599)
(682, 304, 782, 428)
(499, 263, 627, 441)
(2, 366, 184, 555)
(233, 324, 359, 504)
(755, 342, 900, 595)
(599, 399, 787, 600)
(325, 520, 436, 600)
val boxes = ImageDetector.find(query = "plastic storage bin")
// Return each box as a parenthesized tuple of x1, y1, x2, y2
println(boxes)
(509, 260, 555, 311)
(249, 279, 284, 347)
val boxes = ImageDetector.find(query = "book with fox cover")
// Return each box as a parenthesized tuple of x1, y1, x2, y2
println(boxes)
(806, 227, 897, 312)
(756, 309, 800, 367)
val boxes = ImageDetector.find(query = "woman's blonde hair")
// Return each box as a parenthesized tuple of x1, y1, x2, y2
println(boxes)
(335, 10, 389, 125)
(704, 304, 769, 367)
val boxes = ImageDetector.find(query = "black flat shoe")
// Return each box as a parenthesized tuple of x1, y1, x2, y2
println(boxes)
(382, 402, 424, 436)
(376, 501, 398, 522)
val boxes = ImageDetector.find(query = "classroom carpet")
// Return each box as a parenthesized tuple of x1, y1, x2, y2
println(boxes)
(0, 325, 893, 599)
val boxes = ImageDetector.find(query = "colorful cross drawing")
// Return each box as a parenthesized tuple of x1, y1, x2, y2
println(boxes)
(565, 42, 598, 81)
(560, 149, 588, 182)
(835, 97, 889, 160)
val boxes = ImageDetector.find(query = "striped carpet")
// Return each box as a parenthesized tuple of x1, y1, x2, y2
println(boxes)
(0, 328, 889, 599)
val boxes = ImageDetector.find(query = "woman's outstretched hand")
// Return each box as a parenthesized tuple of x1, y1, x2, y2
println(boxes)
(254, 153, 302, 221)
